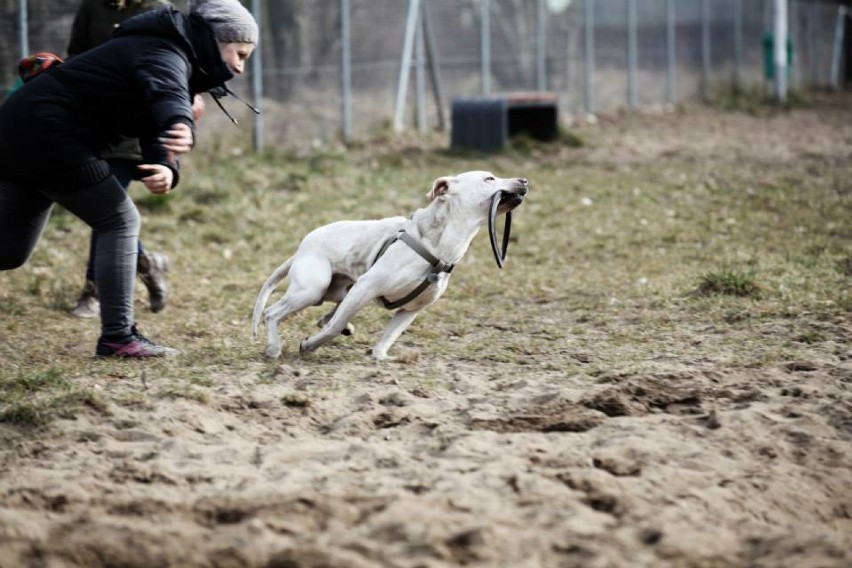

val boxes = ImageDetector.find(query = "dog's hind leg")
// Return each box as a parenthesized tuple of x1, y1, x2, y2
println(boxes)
(252, 257, 294, 337)
(263, 294, 319, 358)
(316, 304, 355, 336)
(263, 256, 332, 358)
(371, 309, 420, 360)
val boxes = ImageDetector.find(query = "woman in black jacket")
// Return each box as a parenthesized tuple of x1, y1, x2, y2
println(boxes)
(67, 0, 188, 320)
(0, 0, 258, 358)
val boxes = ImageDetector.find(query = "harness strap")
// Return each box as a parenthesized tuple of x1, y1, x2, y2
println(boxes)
(372, 230, 454, 310)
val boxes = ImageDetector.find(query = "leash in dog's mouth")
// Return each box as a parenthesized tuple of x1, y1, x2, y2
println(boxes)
(488, 191, 513, 269)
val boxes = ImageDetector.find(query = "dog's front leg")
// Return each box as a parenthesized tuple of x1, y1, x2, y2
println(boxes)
(371, 309, 420, 360)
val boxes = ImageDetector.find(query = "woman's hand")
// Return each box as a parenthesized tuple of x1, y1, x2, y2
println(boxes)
(138, 164, 174, 194)
(192, 94, 206, 121)
(159, 122, 194, 157)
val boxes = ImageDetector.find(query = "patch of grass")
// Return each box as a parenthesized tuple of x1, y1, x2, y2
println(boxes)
(135, 192, 173, 213)
(0, 368, 108, 427)
(158, 382, 211, 404)
(114, 392, 154, 409)
(794, 331, 825, 345)
(694, 269, 762, 298)
(3, 367, 66, 393)
(558, 127, 584, 148)
(706, 83, 810, 115)
(188, 375, 217, 388)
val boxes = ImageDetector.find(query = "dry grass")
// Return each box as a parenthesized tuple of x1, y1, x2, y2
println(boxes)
(1, 92, 850, 426)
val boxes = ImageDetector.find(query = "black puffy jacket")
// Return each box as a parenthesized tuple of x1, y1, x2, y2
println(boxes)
(0, 6, 233, 189)
(67, 0, 172, 58)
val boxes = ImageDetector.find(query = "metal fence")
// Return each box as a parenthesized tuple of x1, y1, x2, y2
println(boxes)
(1, 0, 848, 150)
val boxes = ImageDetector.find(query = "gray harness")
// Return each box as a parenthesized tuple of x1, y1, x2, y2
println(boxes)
(370, 192, 512, 310)
(371, 230, 454, 310)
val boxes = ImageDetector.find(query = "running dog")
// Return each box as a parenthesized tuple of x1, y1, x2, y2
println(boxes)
(251, 171, 528, 360)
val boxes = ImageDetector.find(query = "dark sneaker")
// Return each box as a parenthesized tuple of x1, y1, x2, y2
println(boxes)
(138, 251, 169, 313)
(70, 280, 100, 319)
(96, 326, 178, 358)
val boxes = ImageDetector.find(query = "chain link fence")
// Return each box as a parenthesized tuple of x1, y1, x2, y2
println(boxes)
(1, 0, 847, 150)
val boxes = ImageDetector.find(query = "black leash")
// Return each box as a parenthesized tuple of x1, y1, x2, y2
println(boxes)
(488, 191, 512, 269)
(209, 85, 261, 126)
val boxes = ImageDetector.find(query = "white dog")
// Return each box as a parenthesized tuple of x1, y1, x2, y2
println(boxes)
(251, 171, 528, 360)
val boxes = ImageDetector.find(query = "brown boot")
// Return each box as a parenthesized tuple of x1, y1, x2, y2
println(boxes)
(137, 251, 169, 313)
(69, 279, 100, 318)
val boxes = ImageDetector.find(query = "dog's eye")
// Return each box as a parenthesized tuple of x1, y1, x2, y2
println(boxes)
(484, 176, 495, 182)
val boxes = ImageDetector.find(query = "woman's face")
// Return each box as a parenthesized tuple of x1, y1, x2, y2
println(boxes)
(219, 42, 255, 75)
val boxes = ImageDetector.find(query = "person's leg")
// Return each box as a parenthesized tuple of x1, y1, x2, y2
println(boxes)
(71, 158, 157, 318)
(69, 231, 100, 318)
(0, 179, 53, 271)
(83, 159, 137, 285)
(107, 158, 170, 313)
(106, 159, 145, 256)
(85, 234, 97, 282)
(38, 172, 174, 358)
(69, 164, 133, 318)
(44, 176, 140, 338)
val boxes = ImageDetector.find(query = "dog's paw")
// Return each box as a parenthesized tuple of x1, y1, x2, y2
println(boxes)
(264, 343, 282, 359)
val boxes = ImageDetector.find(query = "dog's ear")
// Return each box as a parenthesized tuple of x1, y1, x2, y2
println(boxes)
(428, 177, 451, 200)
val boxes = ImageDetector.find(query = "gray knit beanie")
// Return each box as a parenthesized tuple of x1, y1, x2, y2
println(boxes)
(191, 0, 258, 45)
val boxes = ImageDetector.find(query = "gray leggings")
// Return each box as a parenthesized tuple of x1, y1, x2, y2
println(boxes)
(0, 176, 141, 338)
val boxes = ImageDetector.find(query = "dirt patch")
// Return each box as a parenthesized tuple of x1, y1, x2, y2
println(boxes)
(1, 358, 849, 567)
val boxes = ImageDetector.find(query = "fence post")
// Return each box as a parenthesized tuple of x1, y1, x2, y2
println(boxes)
(830, 6, 847, 89)
(774, 0, 788, 100)
(341, 0, 352, 141)
(666, 0, 675, 104)
(734, 0, 742, 88)
(421, 2, 446, 130)
(808, 0, 819, 86)
(393, 0, 421, 132)
(701, 0, 710, 100)
(584, 0, 595, 114)
(251, 0, 263, 151)
(536, 0, 546, 92)
(18, 0, 29, 59)
(415, 7, 426, 132)
(627, 0, 636, 108)
(789, 0, 798, 89)
(481, 0, 491, 94)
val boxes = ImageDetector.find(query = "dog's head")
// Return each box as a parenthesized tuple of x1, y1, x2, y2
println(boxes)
(428, 171, 529, 220)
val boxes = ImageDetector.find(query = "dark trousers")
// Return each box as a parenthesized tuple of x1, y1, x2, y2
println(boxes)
(0, 172, 141, 338)
(85, 158, 146, 283)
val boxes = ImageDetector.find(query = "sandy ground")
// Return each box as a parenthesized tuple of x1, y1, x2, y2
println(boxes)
(1, 95, 850, 568)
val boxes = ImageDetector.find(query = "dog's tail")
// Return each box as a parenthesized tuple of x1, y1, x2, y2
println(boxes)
(251, 257, 294, 338)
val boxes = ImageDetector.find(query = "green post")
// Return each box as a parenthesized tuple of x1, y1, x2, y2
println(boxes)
(762, 33, 794, 80)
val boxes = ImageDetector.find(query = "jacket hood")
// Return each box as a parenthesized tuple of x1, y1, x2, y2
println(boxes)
(114, 6, 234, 93)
